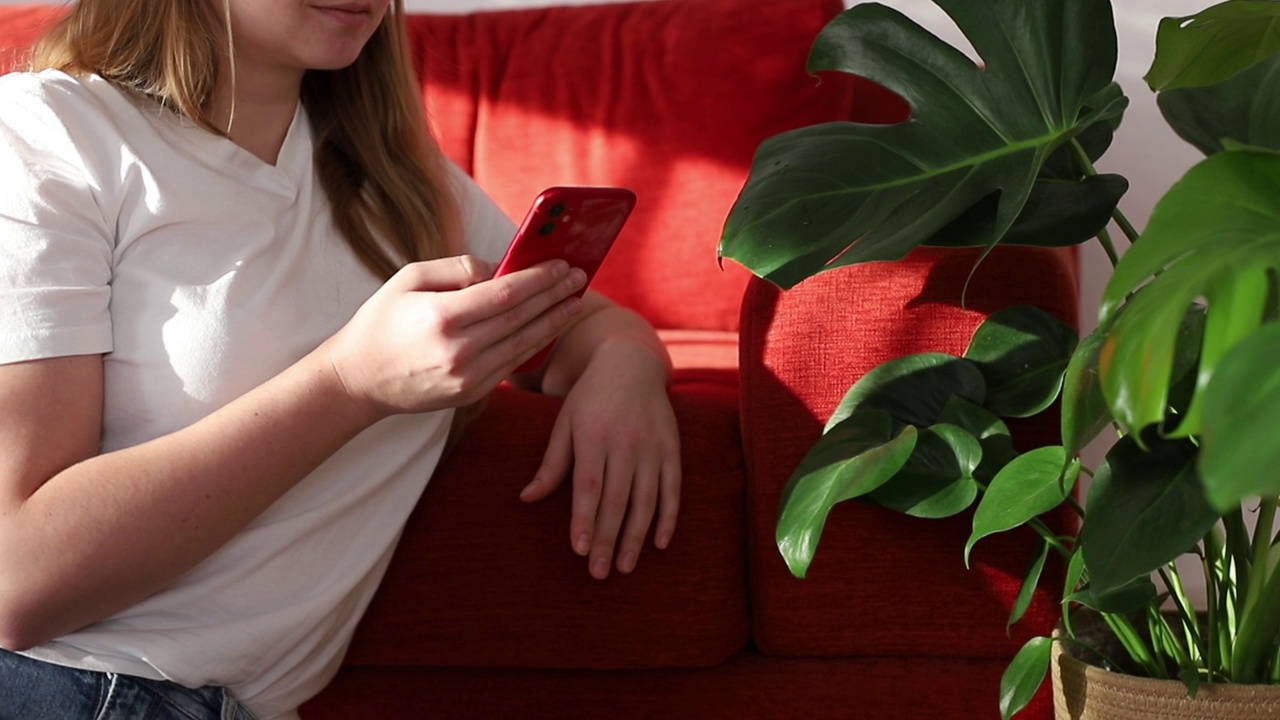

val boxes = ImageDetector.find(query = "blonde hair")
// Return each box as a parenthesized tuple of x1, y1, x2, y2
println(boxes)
(30, 0, 459, 279)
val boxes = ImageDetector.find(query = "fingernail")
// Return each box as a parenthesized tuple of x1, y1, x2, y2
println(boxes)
(655, 532, 670, 549)
(591, 556, 610, 579)
(575, 534, 590, 556)
(568, 268, 587, 287)
(619, 552, 636, 574)
(562, 297, 583, 316)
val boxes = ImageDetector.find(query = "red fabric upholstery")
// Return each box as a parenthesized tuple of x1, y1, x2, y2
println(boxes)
(406, 0, 871, 332)
(303, 652, 1054, 719)
(0, 4, 56, 72)
(344, 377, 748, 670)
(740, 246, 1079, 660)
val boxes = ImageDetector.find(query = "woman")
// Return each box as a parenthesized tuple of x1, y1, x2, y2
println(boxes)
(0, 1, 680, 718)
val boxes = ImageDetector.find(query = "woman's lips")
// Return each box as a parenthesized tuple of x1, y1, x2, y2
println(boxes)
(314, 3, 370, 29)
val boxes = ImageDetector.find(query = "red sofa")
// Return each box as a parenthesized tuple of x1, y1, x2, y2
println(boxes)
(0, 1, 1078, 717)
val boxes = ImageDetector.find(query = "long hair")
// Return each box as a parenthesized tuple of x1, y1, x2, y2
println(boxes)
(29, 0, 459, 278)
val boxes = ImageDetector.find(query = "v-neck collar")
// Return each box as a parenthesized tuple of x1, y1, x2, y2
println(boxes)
(203, 103, 310, 199)
(144, 97, 312, 200)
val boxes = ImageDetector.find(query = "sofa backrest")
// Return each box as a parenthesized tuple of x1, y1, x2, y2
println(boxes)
(0, 0, 909, 332)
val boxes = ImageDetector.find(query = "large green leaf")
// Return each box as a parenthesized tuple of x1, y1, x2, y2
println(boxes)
(825, 353, 986, 432)
(922, 175, 1130, 250)
(1146, 0, 1280, 92)
(964, 306, 1078, 418)
(1000, 636, 1053, 720)
(718, 0, 1126, 289)
(1199, 321, 1280, 510)
(866, 424, 981, 518)
(1158, 52, 1280, 156)
(776, 411, 919, 578)
(928, 92, 1129, 250)
(966, 447, 1079, 565)
(1098, 150, 1280, 436)
(1080, 433, 1218, 596)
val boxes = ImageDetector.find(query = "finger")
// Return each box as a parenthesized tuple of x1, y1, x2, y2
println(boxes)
(445, 268, 586, 371)
(520, 410, 572, 503)
(586, 453, 635, 581)
(568, 440, 606, 562)
(451, 260, 577, 327)
(614, 457, 660, 575)
(653, 453, 681, 550)
(465, 293, 585, 386)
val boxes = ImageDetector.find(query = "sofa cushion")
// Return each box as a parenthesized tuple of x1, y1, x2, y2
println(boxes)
(407, 0, 871, 333)
(303, 651, 1053, 719)
(740, 246, 1079, 660)
(344, 370, 748, 669)
(0, 4, 59, 72)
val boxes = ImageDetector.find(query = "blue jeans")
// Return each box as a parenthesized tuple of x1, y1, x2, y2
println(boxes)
(0, 649, 255, 720)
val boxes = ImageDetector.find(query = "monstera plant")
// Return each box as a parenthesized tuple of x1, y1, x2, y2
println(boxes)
(719, 0, 1280, 717)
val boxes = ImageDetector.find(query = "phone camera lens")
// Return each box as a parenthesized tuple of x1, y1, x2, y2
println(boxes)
(539, 222, 556, 236)
(549, 203, 567, 218)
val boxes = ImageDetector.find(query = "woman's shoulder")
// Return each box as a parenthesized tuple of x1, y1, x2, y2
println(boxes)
(0, 70, 147, 137)
(0, 69, 109, 112)
(0, 70, 150, 170)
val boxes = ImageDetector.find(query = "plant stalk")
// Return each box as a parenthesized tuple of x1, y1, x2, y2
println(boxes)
(1027, 518, 1073, 561)
(1068, 139, 1139, 254)
(1231, 498, 1280, 682)
(1159, 565, 1206, 665)
(1103, 612, 1166, 679)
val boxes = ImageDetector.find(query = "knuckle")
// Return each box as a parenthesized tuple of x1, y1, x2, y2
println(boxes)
(454, 254, 484, 281)
(630, 485, 658, 514)
(577, 473, 603, 497)
(492, 281, 518, 308)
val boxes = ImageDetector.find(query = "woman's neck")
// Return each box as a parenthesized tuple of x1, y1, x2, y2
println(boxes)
(207, 67, 303, 166)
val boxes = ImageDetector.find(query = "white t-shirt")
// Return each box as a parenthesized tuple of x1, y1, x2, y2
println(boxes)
(0, 70, 516, 719)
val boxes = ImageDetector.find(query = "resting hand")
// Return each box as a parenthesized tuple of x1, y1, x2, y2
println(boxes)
(520, 340, 680, 579)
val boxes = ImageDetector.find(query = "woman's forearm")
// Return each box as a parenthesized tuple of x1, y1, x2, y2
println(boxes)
(0, 348, 377, 651)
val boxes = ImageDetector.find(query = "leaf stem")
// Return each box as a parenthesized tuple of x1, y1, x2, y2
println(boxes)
(1096, 228, 1121, 267)
(1068, 138, 1135, 258)
(1111, 208, 1141, 245)
(1065, 495, 1086, 518)
(1028, 517, 1073, 560)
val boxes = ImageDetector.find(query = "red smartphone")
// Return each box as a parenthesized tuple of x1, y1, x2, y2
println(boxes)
(494, 185, 637, 372)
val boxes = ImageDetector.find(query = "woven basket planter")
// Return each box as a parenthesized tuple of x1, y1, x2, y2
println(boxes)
(1051, 614, 1280, 720)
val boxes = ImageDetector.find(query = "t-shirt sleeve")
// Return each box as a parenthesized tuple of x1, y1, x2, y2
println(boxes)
(0, 73, 115, 366)
(447, 161, 515, 265)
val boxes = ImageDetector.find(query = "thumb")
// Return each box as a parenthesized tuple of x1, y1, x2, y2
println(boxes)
(390, 255, 494, 293)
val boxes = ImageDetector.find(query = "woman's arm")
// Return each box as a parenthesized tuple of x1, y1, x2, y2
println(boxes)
(516, 290, 681, 580)
(0, 257, 586, 650)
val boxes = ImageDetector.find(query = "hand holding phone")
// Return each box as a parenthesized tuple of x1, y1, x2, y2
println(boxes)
(495, 186, 636, 372)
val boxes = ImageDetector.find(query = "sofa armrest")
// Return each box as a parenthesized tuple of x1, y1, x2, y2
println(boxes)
(738, 245, 1079, 660)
